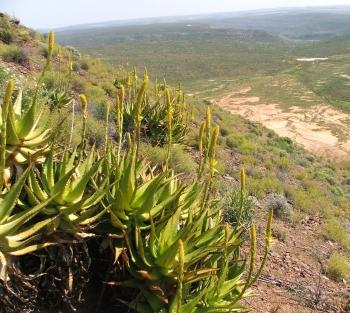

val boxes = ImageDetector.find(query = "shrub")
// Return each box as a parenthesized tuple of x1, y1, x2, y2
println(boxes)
(263, 193, 293, 221)
(239, 141, 256, 154)
(322, 218, 350, 251)
(268, 136, 295, 153)
(0, 28, 15, 44)
(18, 29, 32, 42)
(314, 170, 336, 186)
(80, 60, 89, 71)
(226, 133, 245, 149)
(71, 76, 86, 93)
(0, 45, 29, 65)
(273, 225, 287, 242)
(325, 252, 350, 281)
(0, 68, 9, 86)
(289, 186, 334, 215)
(248, 174, 283, 198)
(275, 156, 291, 170)
(42, 71, 68, 90)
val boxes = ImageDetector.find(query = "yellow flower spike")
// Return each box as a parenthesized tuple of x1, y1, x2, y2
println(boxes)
(49, 31, 55, 49)
(78, 94, 88, 154)
(208, 126, 219, 161)
(143, 67, 148, 80)
(197, 122, 205, 179)
(2, 79, 14, 120)
(115, 96, 121, 128)
(68, 61, 73, 72)
(135, 74, 149, 151)
(133, 66, 138, 81)
(119, 84, 125, 104)
(104, 101, 111, 152)
(205, 106, 211, 134)
(165, 89, 172, 130)
(46, 31, 55, 64)
(198, 122, 205, 156)
(240, 167, 246, 193)
(79, 94, 88, 119)
(265, 209, 274, 247)
(208, 126, 219, 180)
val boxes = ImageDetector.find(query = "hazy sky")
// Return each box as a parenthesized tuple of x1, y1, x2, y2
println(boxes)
(2, 0, 350, 29)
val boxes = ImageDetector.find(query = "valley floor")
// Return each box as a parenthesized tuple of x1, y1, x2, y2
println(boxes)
(215, 86, 350, 162)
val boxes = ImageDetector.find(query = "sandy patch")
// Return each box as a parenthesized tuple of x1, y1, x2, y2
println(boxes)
(296, 58, 329, 62)
(215, 91, 350, 161)
(340, 74, 350, 80)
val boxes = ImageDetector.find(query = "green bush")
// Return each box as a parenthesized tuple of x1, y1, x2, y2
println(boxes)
(275, 156, 291, 170)
(42, 71, 68, 90)
(0, 45, 29, 65)
(289, 186, 334, 215)
(0, 28, 15, 44)
(239, 141, 256, 155)
(0, 68, 9, 85)
(71, 76, 86, 93)
(326, 252, 350, 281)
(226, 133, 245, 149)
(248, 174, 283, 198)
(80, 60, 89, 71)
(322, 218, 350, 251)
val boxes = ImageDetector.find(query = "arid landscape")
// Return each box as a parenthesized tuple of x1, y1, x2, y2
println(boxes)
(216, 86, 350, 161)
(1, 3, 350, 313)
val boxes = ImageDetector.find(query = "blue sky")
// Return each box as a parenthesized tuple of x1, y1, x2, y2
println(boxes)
(1, 0, 350, 29)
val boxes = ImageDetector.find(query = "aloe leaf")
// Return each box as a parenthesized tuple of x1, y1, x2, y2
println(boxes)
(17, 95, 40, 138)
(155, 239, 179, 269)
(6, 108, 20, 145)
(13, 89, 22, 117)
(158, 207, 181, 253)
(0, 166, 31, 223)
(22, 128, 52, 147)
(6, 216, 57, 242)
(9, 242, 55, 256)
(64, 160, 101, 203)
(42, 153, 55, 193)
(0, 194, 55, 237)
(52, 168, 75, 203)
(28, 167, 47, 201)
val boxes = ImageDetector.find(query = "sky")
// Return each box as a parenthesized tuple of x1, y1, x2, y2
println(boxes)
(1, 0, 350, 29)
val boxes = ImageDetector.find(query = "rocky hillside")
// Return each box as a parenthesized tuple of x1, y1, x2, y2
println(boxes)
(0, 14, 349, 312)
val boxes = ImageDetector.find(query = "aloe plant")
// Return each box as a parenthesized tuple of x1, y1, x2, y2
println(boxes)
(104, 110, 273, 313)
(119, 71, 188, 147)
(0, 32, 59, 193)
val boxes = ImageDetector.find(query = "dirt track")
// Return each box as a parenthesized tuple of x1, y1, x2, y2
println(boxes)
(215, 88, 350, 161)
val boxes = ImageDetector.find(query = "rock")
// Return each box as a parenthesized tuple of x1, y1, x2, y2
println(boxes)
(263, 193, 293, 221)
(343, 220, 350, 234)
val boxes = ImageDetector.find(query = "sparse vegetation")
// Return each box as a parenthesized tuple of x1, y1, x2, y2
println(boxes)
(0, 28, 15, 44)
(322, 218, 350, 251)
(0, 45, 28, 65)
(325, 252, 350, 281)
(0, 9, 350, 312)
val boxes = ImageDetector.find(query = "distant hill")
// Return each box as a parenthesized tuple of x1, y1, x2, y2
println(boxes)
(55, 5, 350, 40)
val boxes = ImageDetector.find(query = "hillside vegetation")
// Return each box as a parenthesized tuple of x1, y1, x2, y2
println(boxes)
(0, 11, 350, 313)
